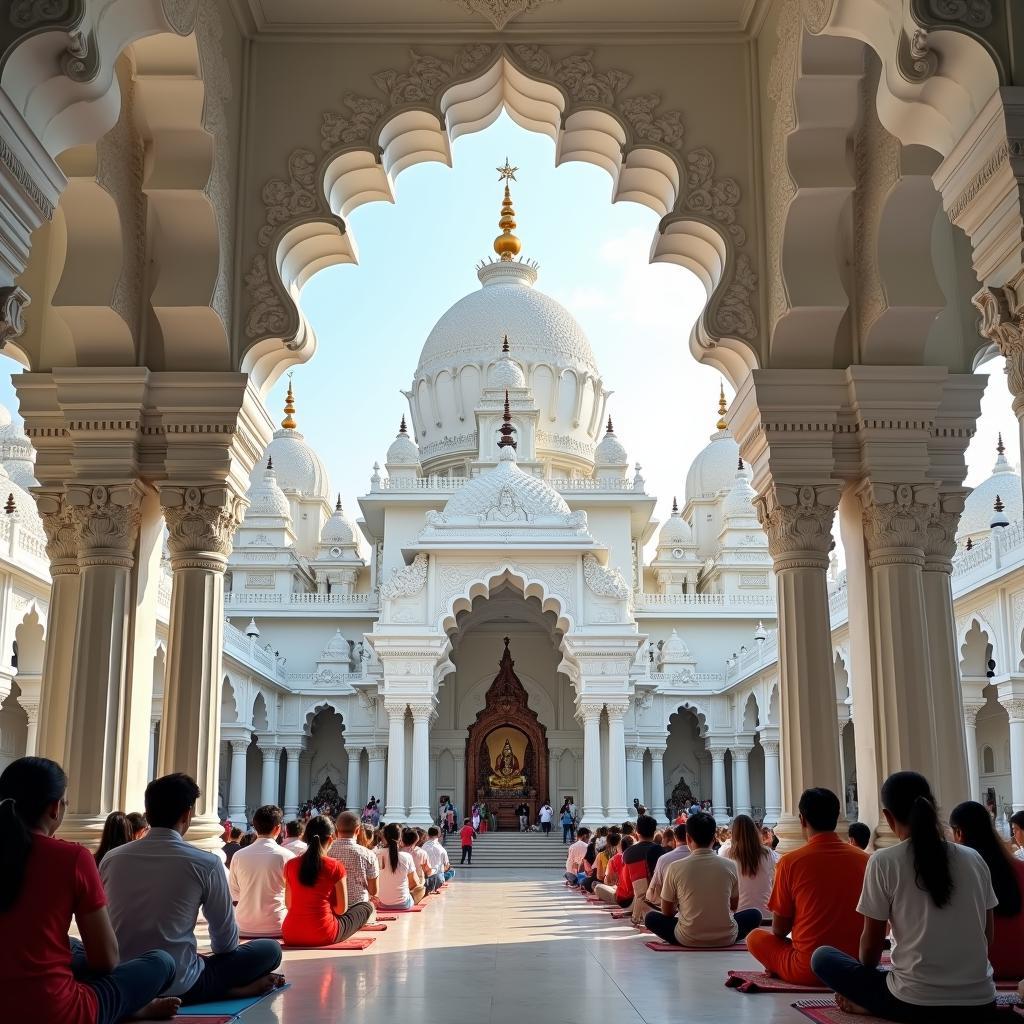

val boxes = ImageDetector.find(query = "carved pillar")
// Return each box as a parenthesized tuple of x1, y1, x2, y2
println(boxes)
(625, 745, 645, 815)
(858, 480, 941, 843)
(158, 484, 245, 847)
(33, 491, 80, 766)
(284, 744, 303, 818)
(21, 695, 39, 756)
(149, 718, 160, 781)
(384, 701, 408, 820)
(548, 746, 562, 808)
(60, 483, 145, 846)
(260, 744, 281, 808)
(408, 702, 433, 826)
(649, 746, 667, 822)
(761, 736, 782, 828)
(709, 745, 729, 824)
(367, 745, 388, 809)
(963, 703, 985, 804)
(923, 495, 971, 810)
(604, 702, 629, 821)
(451, 747, 466, 815)
(1001, 697, 1024, 813)
(345, 745, 362, 813)
(756, 482, 845, 851)
(579, 703, 604, 824)
(732, 742, 753, 817)
(227, 738, 249, 827)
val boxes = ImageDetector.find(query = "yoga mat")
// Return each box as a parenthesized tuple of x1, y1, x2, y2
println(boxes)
(173, 1017, 234, 1023)
(792, 994, 1020, 1023)
(387, 905, 425, 913)
(376, 915, 397, 922)
(647, 940, 750, 952)
(281, 937, 375, 950)
(360, 923, 388, 931)
(726, 971, 830, 994)
(179, 984, 288, 1016)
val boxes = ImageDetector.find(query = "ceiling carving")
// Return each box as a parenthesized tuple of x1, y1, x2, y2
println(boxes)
(443, 0, 562, 31)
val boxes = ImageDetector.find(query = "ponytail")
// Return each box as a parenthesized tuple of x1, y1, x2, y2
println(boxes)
(298, 814, 333, 887)
(384, 821, 401, 872)
(881, 771, 952, 908)
(0, 757, 67, 912)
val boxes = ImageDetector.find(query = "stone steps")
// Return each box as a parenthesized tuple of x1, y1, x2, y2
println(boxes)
(443, 830, 570, 869)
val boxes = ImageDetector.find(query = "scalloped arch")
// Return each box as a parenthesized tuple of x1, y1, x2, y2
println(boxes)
(303, 700, 348, 736)
(668, 701, 708, 737)
(243, 45, 760, 394)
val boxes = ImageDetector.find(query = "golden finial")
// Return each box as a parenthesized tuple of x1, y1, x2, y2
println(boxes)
(281, 374, 297, 430)
(716, 382, 728, 431)
(494, 157, 522, 262)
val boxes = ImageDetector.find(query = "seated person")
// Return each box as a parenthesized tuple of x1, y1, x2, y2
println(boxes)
(722, 813, 779, 922)
(580, 829, 608, 894)
(592, 832, 624, 904)
(222, 826, 243, 868)
(622, 814, 664, 921)
(229, 804, 294, 938)
(598, 834, 637, 907)
(282, 815, 373, 946)
(101, 772, 283, 1004)
(401, 828, 433, 902)
(422, 827, 454, 884)
(847, 821, 871, 851)
(644, 812, 762, 947)
(813, 772, 997, 1021)
(94, 813, 134, 869)
(375, 823, 420, 910)
(563, 827, 592, 886)
(126, 811, 149, 842)
(746, 787, 868, 986)
(282, 820, 307, 855)
(327, 811, 380, 915)
(0, 756, 178, 1024)
(950, 799, 1024, 981)
(645, 823, 689, 908)
(1012, 811, 1024, 861)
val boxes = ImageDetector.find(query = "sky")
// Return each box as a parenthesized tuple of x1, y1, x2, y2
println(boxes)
(0, 111, 1015, 548)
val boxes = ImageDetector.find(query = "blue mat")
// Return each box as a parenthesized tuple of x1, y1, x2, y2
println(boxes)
(180, 983, 289, 1017)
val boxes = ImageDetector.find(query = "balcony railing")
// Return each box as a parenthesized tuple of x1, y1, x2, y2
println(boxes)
(223, 591, 379, 611)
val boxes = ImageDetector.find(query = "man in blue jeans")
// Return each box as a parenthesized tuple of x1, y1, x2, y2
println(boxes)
(101, 773, 285, 1004)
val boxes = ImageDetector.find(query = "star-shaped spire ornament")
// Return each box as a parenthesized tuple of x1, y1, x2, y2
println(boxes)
(497, 158, 518, 183)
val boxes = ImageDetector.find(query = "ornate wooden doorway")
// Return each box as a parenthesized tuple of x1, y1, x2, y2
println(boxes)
(465, 637, 548, 829)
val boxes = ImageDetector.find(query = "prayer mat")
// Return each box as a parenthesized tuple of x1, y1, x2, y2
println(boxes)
(375, 915, 398, 921)
(178, 985, 288, 1016)
(360, 923, 388, 931)
(726, 971, 830, 994)
(388, 905, 426, 913)
(281, 937, 375, 950)
(647, 940, 750, 952)
(792, 995, 1019, 1022)
(173, 1017, 234, 1023)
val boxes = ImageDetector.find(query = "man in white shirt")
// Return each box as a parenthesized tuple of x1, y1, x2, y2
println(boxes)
(281, 820, 307, 854)
(228, 804, 294, 938)
(645, 823, 690, 908)
(422, 826, 453, 883)
(539, 802, 553, 835)
(563, 827, 591, 886)
(402, 827, 433, 902)
(102, 773, 284, 1004)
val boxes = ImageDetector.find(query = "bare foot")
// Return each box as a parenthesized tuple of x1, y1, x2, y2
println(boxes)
(224, 974, 282, 999)
(835, 995, 870, 1015)
(126, 996, 182, 1020)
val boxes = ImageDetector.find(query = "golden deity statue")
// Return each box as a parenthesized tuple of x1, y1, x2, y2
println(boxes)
(488, 737, 526, 790)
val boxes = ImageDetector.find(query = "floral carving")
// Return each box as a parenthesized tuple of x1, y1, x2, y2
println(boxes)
(582, 553, 630, 600)
(754, 483, 841, 565)
(321, 95, 387, 150)
(0, 286, 30, 349)
(161, 485, 246, 566)
(619, 94, 685, 147)
(924, 494, 966, 568)
(443, 0, 560, 30)
(512, 45, 630, 106)
(244, 255, 289, 340)
(65, 483, 145, 560)
(34, 491, 79, 571)
(160, 0, 199, 35)
(258, 148, 319, 248)
(9, 0, 70, 28)
(858, 482, 938, 562)
(714, 254, 758, 340)
(685, 148, 744, 245)
(975, 270, 1024, 398)
(380, 552, 429, 600)
(924, 0, 993, 28)
(373, 46, 492, 106)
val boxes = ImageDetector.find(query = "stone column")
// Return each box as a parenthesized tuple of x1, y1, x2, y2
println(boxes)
(60, 483, 145, 846)
(709, 745, 729, 824)
(922, 496, 971, 811)
(284, 744, 303, 818)
(579, 703, 604, 824)
(346, 745, 362, 812)
(548, 747, 561, 808)
(33, 492, 80, 766)
(604, 702, 629, 821)
(366, 745, 387, 809)
(1001, 697, 1024, 812)
(649, 746, 667, 821)
(158, 485, 245, 847)
(761, 736, 782, 827)
(259, 745, 281, 808)
(625, 745, 645, 814)
(149, 718, 160, 781)
(732, 743, 753, 817)
(408, 702, 433, 826)
(227, 738, 249, 827)
(755, 482, 845, 851)
(963, 702, 986, 803)
(19, 692, 40, 757)
(384, 701, 408, 820)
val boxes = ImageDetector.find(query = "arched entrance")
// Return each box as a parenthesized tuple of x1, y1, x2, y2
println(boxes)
(465, 637, 548, 828)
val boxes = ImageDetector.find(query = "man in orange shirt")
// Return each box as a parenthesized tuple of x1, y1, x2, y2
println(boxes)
(746, 788, 869, 986)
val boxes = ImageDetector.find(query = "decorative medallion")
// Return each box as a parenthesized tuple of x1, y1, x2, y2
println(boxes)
(443, 0, 561, 31)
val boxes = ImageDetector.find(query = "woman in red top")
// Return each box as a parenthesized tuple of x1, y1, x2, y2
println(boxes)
(0, 757, 178, 1024)
(950, 800, 1024, 980)
(282, 815, 374, 946)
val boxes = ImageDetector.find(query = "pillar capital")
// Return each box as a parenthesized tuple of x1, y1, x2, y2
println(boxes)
(857, 480, 937, 567)
(962, 702, 986, 729)
(624, 745, 645, 761)
(976, 274, 1024, 405)
(575, 701, 605, 723)
(760, 738, 780, 756)
(33, 490, 79, 574)
(604, 700, 629, 722)
(367, 744, 388, 760)
(0, 285, 30, 349)
(383, 699, 408, 719)
(228, 737, 250, 755)
(648, 745, 666, 758)
(730, 743, 753, 761)
(284, 743, 304, 759)
(160, 484, 247, 572)
(754, 482, 841, 570)
(924, 492, 967, 573)
(408, 700, 435, 722)
(1000, 698, 1024, 724)
(260, 743, 282, 761)
(65, 481, 146, 566)
(707, 744, 729, 761)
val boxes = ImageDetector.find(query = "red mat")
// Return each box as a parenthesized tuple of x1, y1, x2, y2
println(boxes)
(387, 905, 425, 913)
(792, 995, 1020, 1022)
(647, 940, 750, 952)
(726, 971, 829, 994)
(376, 915, 397, 921)
(281, 937, 375, 950)
(360, 924, 388, 931)
(174, 1018, 234, 1023)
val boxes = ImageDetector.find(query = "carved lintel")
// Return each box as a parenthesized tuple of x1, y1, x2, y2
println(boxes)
(857, 480, 937, 566)
(0, 286, 29, 348)
(754, 482, 841, 569)
(160, 484, 247, 571)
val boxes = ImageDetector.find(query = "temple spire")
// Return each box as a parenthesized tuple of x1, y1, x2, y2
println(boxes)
(399, 415, 408, 435)
(606, 416, 614, 434)
(672, 497, 679, 514)
(716, 382, 728, 431)
(281, 375, 297, 430)
(502, 333, 510, 353)
(998, 432, 1006, 456)
(336, 493, 343, 512)
(497, 390, 517, 450)
(494, 158, 522, 262)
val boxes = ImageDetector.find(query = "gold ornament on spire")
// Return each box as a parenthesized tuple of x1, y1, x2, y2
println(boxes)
(716, 382, 728, 431)
(282, 375, 297, 430)
(494, 157, 522, 262)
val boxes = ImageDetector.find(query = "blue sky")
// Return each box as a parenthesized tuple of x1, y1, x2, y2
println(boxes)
(0, 112, 1015, 543)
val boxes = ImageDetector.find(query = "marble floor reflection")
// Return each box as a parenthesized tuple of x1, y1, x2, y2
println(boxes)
(239, 868, 809, 1023)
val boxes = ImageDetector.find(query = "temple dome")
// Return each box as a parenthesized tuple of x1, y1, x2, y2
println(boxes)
(0, 405, 37, 488)
(658, 501, 693, 545)
(0, 462, 43, 536)
(321, 497, 356, 545)
(246, 459, 291, 519)
(722, 459, 756, 520)
(253, 384, 331, 501)
(960, 437, 1022, 538)
(685, 428, 740, 501)
(486, 336, 527, 390)
(594, 418, 629, 469)
(386, 418, 421, 469)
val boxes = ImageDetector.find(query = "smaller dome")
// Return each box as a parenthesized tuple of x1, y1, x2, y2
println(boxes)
(246, 458, 291, 520)
(254, 383, 331, 500)
(659, 498, 693, 546)
(594, 417, 629, 468)
(663, 628, 690, 658)
(0, 404, 13, 428)
(321, 495, 356, 545)
(0, 408, 37, 488)
(960, 435, 1022, 538)
(386, 417, 421, 468)
(722, 458, 757, 520)
(685, 429, 740, 500)
(486, 335, 526, 390)
(321, 629, 350, 658)
(0, 462, 43, 536)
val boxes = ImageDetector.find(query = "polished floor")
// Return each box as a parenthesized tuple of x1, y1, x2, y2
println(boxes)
(240, 869, 809, 1023)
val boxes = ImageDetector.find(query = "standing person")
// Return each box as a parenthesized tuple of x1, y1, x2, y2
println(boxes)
(479, 800, 489, 834)
(721, 813, 779, 922)
(949, 800, 1024, 981)
(0, 757, 179, 1024)
(282, 815, 372, 946)
(459, 818, 475, 865)
(539, 801, 553, 835)
(516, 802, 529, 832)
(813, 772, 998, 1020)
(471, 804, 481, 833)
(560, 804, 575, 845)
(229, 805, 295, 938)
(568, 798, 578, 839)
(326, 811, 379, 916)
(375, 823, 419, 910)
(94, 813, 134, 869)
(101, 773, 284, 1004)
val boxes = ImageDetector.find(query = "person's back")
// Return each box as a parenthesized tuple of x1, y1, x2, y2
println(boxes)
(646, 824, 690, 906)
(326, 812, 379, 905)
(229, 805, 294, 937)
(662, 846, 739, 946)
(281, 853, 345, 946)
(376, 824, 417, 909)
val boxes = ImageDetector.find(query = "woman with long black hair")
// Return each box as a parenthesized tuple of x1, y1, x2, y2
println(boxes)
(812, 771, 998, 1021)
(0, 757, 178, 1024)
(950, 799, 1024, 980)
(375, 821, 418, 910)
(94, 812, 133, 868)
